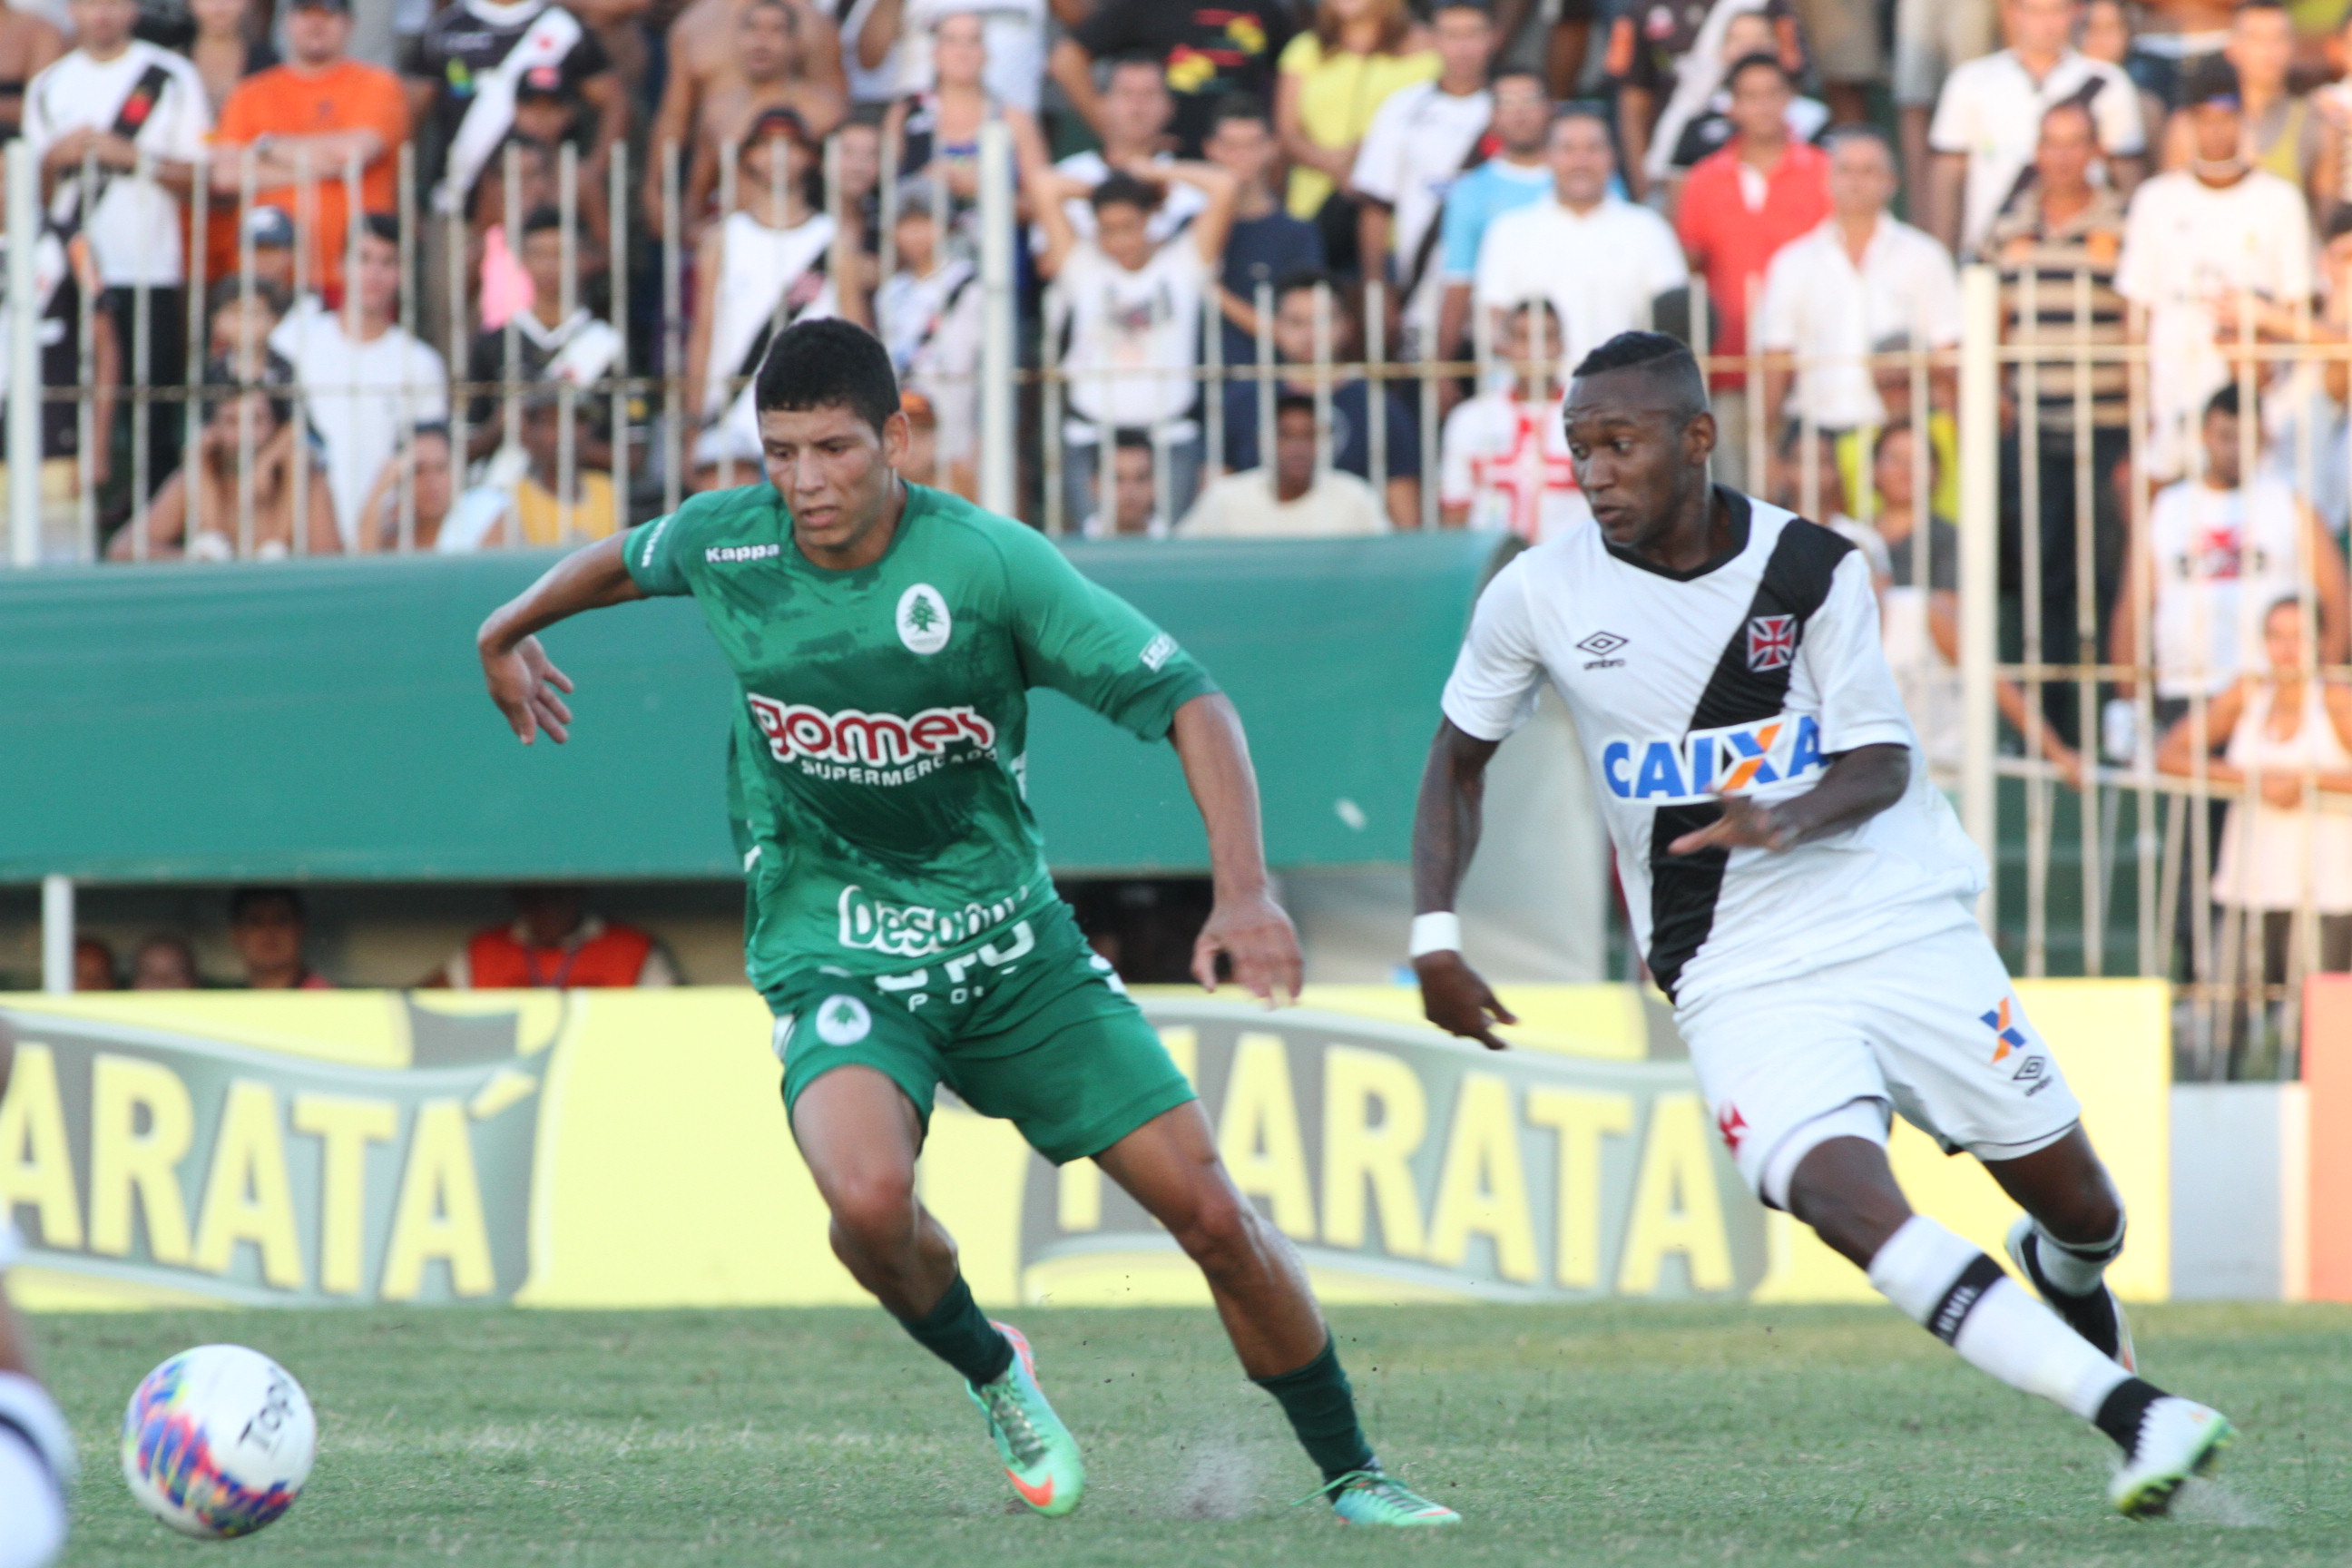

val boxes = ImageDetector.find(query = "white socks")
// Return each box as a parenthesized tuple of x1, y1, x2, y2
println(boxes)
(1867, 1215, 2131, 1421)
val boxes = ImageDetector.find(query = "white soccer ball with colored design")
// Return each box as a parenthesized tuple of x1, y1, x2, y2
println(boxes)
(121, 1344, 317, 1538)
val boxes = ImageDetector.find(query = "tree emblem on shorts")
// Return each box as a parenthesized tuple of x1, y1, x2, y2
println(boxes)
(815, 995, 873, 1046)
(897, 583, 952, 655)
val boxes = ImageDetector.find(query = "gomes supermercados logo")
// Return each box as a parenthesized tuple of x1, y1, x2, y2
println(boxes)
(0, 1003, 546, 1305)
(746, 692, 997, 786)
(1010, 1001, 1767, 1304)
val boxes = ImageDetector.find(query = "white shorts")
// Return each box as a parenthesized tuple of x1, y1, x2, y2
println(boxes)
(1675, 922, 2082, 1210)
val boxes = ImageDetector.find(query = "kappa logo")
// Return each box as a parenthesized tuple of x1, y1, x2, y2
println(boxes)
(897, 583, 952, 655)
(813, 995, 872, 1046)
(1601, 712, 1827, 804)
(706, 543, 781, 564)
(1747, 613, 1797, 672)
(1982, 997, 2030, 1063)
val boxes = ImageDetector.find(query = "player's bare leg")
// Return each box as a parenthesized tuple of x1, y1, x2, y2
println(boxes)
(1094, 1102, 1459, 1525)
(1787, 1132, 2230, 1516)
(790, 1065, 1084, 1515)
(1981, 1128, 2135, 1368)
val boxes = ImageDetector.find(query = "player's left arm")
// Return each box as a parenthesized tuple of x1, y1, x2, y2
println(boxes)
(1670, 549, 1915, 855)
(1170, 693, 1304, 1005)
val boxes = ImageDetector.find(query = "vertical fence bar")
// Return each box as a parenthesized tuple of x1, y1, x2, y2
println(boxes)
(559, 140, 579, 544)
(2071, 267, 2102, 974)
(1042, 282, 1063, 534)
(609, 142, 629, 531)
(74, 147, 94, 562)
(1958, 263, 2001, 929)
(131, 149, 152, 563)
(2129, 306, 2160, 975)
(1254, 279, 1274, 471)
(39, 875, 72, 995)
(1366, 275, 1387, 510)
(662, 140, 684, 515)
(978, 120, 1014, 518)
(446, 148, 468, 526)
(502, 141, 523, 506)
(1203, 277, 1223, 484)
(238, 149, 258, 557)
(2020, 265, 2047, 975)
(1417, 313, 1437, 529)
(397, 142, 418, 553)
(1310, 280, 1332, 477)
(5, 140, 35, 567)
(175, 149, 208, 562)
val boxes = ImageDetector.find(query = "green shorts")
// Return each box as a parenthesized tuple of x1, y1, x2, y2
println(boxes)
(768, 898, 1195, 1165)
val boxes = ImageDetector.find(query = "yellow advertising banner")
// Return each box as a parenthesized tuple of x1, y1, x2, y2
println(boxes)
(0, 979, 2167, 1311)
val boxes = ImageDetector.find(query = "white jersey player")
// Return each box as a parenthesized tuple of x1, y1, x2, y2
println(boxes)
(1407, 331, 2234, 1519)
(0, 1021, 73, 1568)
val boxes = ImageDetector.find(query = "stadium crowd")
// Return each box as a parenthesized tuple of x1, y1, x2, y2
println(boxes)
(13, 0, 2352, 1031)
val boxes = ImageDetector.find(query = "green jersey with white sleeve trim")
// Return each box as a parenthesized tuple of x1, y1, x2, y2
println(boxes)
(622, 480, 1217, 988)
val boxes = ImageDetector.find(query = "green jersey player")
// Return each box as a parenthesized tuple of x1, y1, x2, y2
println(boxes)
(474, 320, 1456, 1527)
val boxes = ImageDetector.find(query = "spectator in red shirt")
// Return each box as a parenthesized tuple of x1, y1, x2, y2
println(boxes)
(229, 887, 335, 990)
(428, 887, 680, 988)
(1673, 50, 1829, 491)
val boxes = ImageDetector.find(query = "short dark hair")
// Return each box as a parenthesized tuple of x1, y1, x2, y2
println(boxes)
(230, 887, 304, 924)
(1274, 391, 1317, 421)
(1551, 102, 1611, 135)
(1431, 0, 1491, 15)
(1491, 63, 1546, 92)
(207, 275, 289, 318)
(2181, 54, 2241, 108)
(521, 204, 564, 238)
(361, 212, 400, 249)
(1206, 92, 1269, 132)
(1571, 330, 1710, 419)
(2327, 205, 2352, 245)
(1090, 171, 1161, 215)
(1724, 50, 1792, 92)
(1112, 426, 1154, 455)
(2206, 382, 2244, 420)
(753, 318, 902, 432)
(1106, 49, 1167, 82)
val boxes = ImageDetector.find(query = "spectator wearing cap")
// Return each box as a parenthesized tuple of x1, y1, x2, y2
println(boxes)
(464, 203, 622, 465)
(877, 176, 982, 496)
(1200, 93, 1323, 370)
(228, 887, 334, 989)
(426, 887, 678, 988)
(181, 0, 275, 116)
(404, 0, 626, 220)
(2156, 0, 2332, 214)
(232, 205, 299, 298)
(1923, 0, 2144, 259)
(270, 214, 450, 546)
(2117, 56, 2310, 483)
(679, 0, 846, 246)
(107, 356, 339, 559)
(209, 0, 410, 307)
(1672, 50, 1829, 489)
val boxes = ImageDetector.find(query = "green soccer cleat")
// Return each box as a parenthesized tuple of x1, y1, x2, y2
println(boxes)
(1306, 1468, 1462, 1526)
(965, 1321, 1084, 1517)
(2109, 1396, 2233, 1519)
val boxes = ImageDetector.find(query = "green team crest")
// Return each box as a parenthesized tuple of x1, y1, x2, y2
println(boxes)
(897, 583, 952, 655)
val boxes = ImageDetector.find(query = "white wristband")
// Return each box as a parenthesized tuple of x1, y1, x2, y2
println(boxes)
(1408, 911, 1462, 958)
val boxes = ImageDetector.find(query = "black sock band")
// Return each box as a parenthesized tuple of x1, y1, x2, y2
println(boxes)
(895, 1273, 1014, 1387)
(2093, 1377, 2165, 1454)
(1252, 1336, 1376, 1485)
(1926, 1254, 2006, 1345)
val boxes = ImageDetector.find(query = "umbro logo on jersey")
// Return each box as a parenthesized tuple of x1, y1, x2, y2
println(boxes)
(1602, 712, 1827, 804)
(1576, 630, 1628, 669)
(1746, 614, 1797, 671)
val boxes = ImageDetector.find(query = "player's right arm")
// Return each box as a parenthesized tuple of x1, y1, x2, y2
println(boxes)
(475, 533, 647, 745)
(1409, 560, 1544, 1050)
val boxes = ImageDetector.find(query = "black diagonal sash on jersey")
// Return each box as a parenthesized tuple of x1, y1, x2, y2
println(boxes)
(49, 61, 176, 246)
(1646, 492, 1856, 1000)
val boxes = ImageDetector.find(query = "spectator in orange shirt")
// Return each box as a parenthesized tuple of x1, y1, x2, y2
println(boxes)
(426, 887, 680, 988)
(1672, 50, 1830, 491)
(207, 0, 409, 304)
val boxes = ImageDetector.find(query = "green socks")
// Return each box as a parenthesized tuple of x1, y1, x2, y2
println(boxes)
(1252, 1336, 1376, 1482)
(897, 1273, 1014, 1387)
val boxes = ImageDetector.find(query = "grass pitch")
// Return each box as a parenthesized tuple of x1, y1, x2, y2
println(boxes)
(39, 1302, 2352, 1566)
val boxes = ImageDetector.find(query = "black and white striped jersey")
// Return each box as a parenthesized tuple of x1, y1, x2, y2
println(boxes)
(1440, 488, 1986, 1006)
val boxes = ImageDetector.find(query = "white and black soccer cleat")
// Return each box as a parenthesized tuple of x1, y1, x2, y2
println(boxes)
(2006, 1216, 2136, 1371)
(2105, 1393, 2233, 1518)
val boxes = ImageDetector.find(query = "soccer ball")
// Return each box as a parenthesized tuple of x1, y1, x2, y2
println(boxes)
(121, 1344, 317, 1538)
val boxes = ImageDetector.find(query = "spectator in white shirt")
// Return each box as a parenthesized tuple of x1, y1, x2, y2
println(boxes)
(877, 179, 983, 498)
(1924, 0, 2144, 258)
(1757, 126, 1962, 454)
(1181, 393, 1389, 538)
(1029, 147, 1239, 532)
(269, 216, 451, 548)
(1082, 430, 1171, 538)
(1439, 298, 1590, 542)
(2116, 56, 2313, 483)
(1351, 0, 1494, 360)
(1043, 52, 1205, 246)
(855, 0, 1045, 114)
(22, 0, 211, 496)
(1471, 107, 1688, 383)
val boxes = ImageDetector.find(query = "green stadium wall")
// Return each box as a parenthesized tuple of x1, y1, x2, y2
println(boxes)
(0, 534, 1500, 885)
